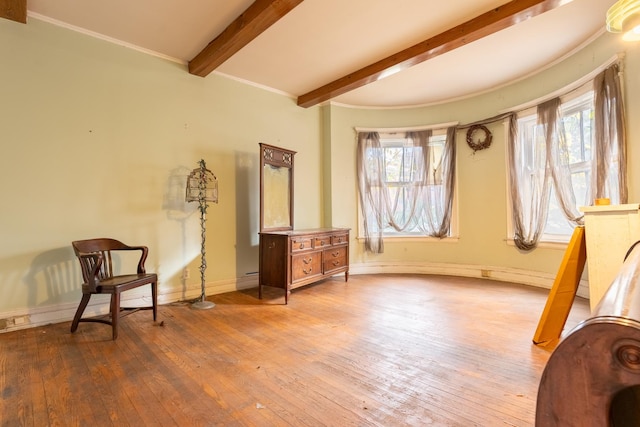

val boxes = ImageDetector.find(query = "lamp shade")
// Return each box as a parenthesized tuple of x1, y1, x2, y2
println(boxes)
(607, 0, 640, 41)
(186, 159, 218, 203)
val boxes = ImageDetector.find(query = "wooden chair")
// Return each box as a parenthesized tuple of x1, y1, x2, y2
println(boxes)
(71, 238, 158, 339)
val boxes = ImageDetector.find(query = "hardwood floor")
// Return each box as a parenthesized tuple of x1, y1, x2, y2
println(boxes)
(0, 274, 590, 426)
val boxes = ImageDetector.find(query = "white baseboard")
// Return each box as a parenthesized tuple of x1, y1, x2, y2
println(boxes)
(0, 275, 259, 334)
(349, 261, 590, 299)
(0, 264, 587, 333)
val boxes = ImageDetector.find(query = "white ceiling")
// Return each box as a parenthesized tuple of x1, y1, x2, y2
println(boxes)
(26, 0, 616, 108)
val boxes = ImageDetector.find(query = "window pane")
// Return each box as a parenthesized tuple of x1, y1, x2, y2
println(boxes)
(428, 137, 445, 185)
(384, 147, 402, 182)
(363, 131, 452, 237)
(562, 111, 585, 164)
(513, 91, 595, 242)
(546, 191, 574, 236)
(545, 102, 591, 239)
(571, 170, 589, 208)
(582, 109, 593, 161)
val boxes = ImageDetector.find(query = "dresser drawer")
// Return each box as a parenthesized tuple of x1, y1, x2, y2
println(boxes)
(292, 252, 322, 282)
(331, 233, 348, 246)
(291, 236, 313, 252)
(314, 235, 331, 249)
(323, 246, 347, 273)
(260, 228, 349, 304)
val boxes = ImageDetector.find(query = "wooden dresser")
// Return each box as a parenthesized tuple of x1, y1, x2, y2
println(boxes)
(259, 228, 349, 303)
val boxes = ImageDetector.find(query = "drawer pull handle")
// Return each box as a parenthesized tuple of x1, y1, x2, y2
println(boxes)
(319, 240, 325, 246)
(332, 260, 341, 266)
(302, 257, 312, 265)
(332, 251, 340, 257)
(303, 267, 312, 274)
(268, 242, 276, 249)
(299, 243, 305, 249)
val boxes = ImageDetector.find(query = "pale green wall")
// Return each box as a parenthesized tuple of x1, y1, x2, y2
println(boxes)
(325, 31, 640, 278)
(1, 15, 639, 330)
(0, 18, 322, 322)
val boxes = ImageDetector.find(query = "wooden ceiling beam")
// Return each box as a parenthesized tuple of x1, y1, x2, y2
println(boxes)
(0, 0, 27, 24)
(297, 0, 565, 108)
(189, 0, 304, 77)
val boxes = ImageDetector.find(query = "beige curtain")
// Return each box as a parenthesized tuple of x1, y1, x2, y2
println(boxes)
(508, 101, 553, 251)
(357, 128, 456, 253)
(357, 131, 385, 253)
(593, 63, 627, 204)
(508, 63, 626, 251)
(509, 97, 585, 250)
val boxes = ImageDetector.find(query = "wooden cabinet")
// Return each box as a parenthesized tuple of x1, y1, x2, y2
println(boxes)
(257, 145, 348, 304)
(259, 228, 349, 303)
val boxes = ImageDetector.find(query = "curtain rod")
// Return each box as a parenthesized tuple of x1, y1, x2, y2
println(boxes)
(355, 121, 458, 133)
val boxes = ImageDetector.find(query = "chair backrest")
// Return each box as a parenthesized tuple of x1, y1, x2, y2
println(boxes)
(72, 238, 128, 282)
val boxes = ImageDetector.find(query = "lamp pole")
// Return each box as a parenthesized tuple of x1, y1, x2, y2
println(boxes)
(189, 159, 217, 310)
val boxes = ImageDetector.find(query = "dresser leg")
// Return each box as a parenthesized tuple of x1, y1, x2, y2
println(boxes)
(345, 271, 349, 282)
(258, 283, 262, 299)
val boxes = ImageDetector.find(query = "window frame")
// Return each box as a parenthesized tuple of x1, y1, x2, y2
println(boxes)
(356, 125, 459, 241)
(506, 87, 595, 245)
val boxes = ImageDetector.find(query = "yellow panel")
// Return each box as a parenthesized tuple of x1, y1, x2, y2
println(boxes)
(533, 226, 587, 347)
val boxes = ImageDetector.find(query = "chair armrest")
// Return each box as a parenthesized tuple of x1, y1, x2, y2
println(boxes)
(115, 245, 149, 274)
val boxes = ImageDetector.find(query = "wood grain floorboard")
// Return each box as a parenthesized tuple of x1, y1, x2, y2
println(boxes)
(0, 274, 590, 426)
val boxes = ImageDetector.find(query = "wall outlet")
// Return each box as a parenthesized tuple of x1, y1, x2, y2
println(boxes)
(0, 316, 29, 329)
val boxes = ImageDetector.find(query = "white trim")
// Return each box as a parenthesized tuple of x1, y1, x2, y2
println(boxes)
(354, 126, 460, 239)
(0, 266, 590, 333)
(349, 261, 590, 299)
(27, 12, 302, 101)
(28, 12, 186, 66)
(500, 53, 624, 114)
(213, 71, 296, 99)
(503, 119, 514, 244)
(505, 238, 570, 250)
(0, 276, 258, 334)
(355, 235, 460, 243)
(333, 29, 609, 110)
(25, 12, 612, 112)
(580, 203, 640, 214)
(503, 75, 607, 244)
(355, 122, 458, 133)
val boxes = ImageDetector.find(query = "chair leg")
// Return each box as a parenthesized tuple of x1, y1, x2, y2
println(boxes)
(70, 294, 91, 333)
(151, 281, 157, 321)
(111, 292, 120, 340)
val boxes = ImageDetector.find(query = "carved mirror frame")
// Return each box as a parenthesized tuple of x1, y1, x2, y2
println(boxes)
(259, 143, 296, 232)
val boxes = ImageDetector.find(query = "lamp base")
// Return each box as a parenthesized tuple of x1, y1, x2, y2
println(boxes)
(191, 300, 215, 310)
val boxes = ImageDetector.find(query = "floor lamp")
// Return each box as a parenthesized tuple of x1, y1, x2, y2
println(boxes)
(186, 159, 218, 310)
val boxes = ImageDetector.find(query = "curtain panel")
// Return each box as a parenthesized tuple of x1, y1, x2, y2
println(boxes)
(593, 63, 627, 204)
(356, 128, 456, 253)
(508, 62, 627, 251)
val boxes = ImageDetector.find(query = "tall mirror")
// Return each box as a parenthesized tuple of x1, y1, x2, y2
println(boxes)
(260, 143, 295, 232)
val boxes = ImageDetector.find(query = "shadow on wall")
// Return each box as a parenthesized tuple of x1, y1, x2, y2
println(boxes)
(23, 246, 79, 308)
(163, 165, 198, 300)
(235, 150, 259, 278)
